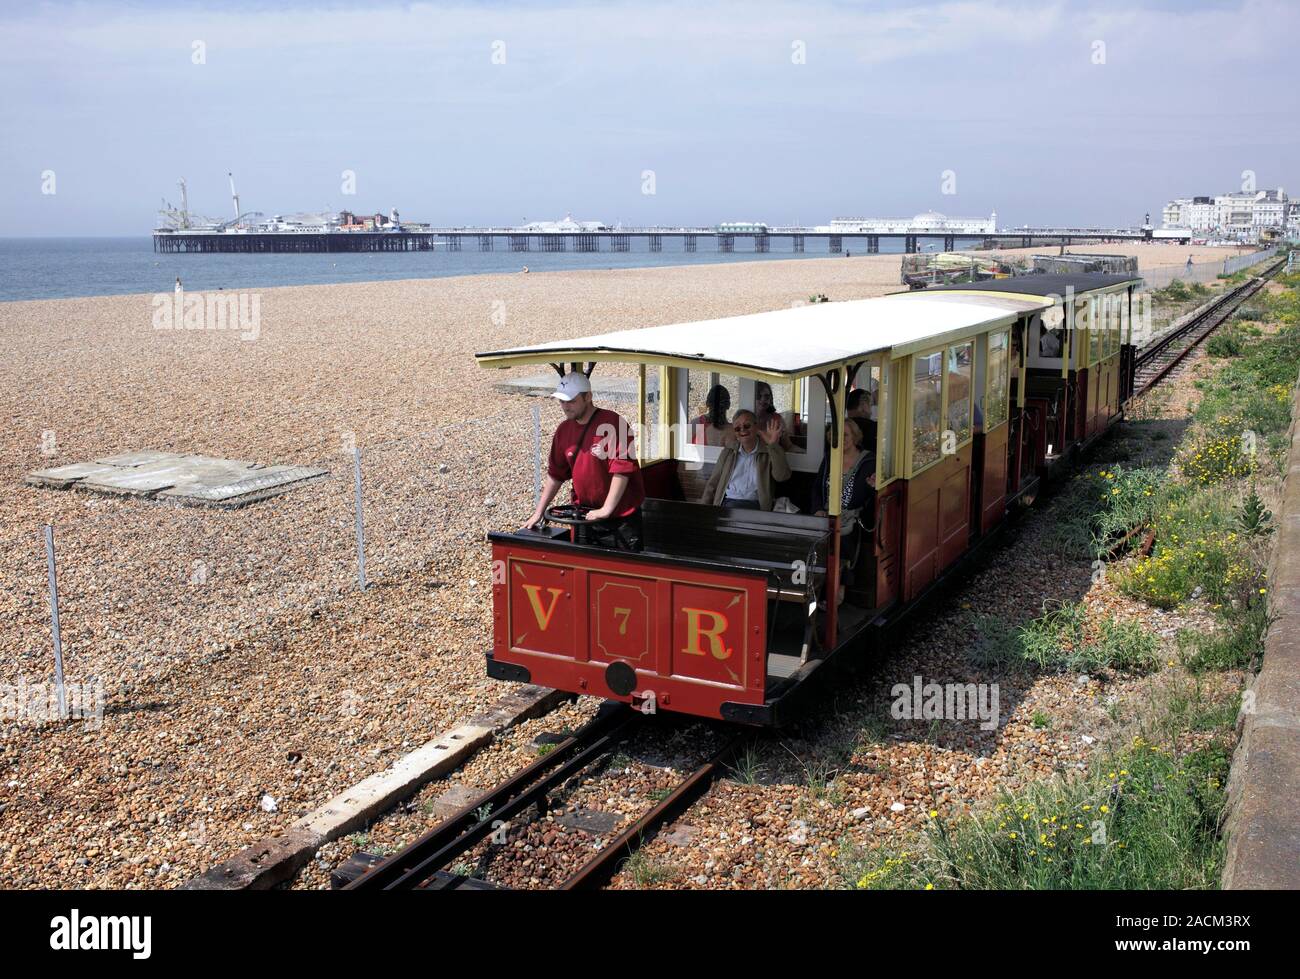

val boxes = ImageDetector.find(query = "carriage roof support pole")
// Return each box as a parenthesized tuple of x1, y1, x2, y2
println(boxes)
(636, 365, 647, 464)
(825, 365, 847, 649)
(1017, 317, 1027, 408)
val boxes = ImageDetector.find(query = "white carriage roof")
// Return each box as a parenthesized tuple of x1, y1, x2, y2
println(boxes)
(475, 292, 1053, 379)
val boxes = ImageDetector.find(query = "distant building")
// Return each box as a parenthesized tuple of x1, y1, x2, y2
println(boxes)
(827, 210, 997, 234)
(717, 222, 769, 234)
(1251, 190, 1287, 232)
(1161, 189, 1288, 241)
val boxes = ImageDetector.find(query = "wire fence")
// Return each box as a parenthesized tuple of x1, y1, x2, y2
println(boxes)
(1, 399, 600, 712)
(1140, 246, 1279, 291)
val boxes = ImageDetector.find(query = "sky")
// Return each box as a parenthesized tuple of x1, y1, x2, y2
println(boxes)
(1, 0, 1296, 235)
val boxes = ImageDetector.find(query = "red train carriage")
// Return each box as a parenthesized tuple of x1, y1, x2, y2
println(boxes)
(474, 273, 1140, 726)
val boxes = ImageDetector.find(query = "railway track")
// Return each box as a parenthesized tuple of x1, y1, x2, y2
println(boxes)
(1131, 259, 1284, 398)
(342, 702, 746, 890)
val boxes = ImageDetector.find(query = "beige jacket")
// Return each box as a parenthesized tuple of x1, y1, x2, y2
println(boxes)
(701, 442, 792, 511)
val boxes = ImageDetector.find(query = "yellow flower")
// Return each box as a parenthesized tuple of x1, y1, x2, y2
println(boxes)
(1099, 805, 1109, 813)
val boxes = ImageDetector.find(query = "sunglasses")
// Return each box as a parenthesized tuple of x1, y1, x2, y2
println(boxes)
(734, 423, 753, 432)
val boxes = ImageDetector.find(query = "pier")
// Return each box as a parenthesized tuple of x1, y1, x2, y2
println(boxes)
(152, 226, 1162, 255)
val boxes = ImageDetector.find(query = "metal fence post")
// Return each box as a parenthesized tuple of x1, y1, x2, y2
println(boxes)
(353, 447, 367, 591)
(532, 403, 542, 509)
(43, 524, 67, 720)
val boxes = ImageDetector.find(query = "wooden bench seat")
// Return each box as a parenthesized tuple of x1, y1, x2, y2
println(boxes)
(640, 498, 830, 597)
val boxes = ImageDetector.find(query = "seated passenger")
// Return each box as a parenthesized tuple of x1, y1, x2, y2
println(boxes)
(690, 384, 733, 447)
(846, 388, 878, 452)
(754, 381, 804, 452)
(812, 417, 876, 536)
(700, 410, 791, 510)
(813, 417, 876, 605)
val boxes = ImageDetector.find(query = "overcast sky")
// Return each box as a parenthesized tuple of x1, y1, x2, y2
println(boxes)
(2, 0, 1296, 235)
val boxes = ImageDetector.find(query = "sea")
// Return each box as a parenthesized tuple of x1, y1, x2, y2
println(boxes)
(0, 235, 985, 303)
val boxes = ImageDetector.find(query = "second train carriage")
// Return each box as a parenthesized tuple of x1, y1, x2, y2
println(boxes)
(474, 272, 1142, 725)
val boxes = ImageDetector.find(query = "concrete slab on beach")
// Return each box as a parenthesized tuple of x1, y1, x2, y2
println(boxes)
(26, 450, 327, 508)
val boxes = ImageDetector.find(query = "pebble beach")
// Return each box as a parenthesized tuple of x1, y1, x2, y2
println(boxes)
(0, 242, 1239, 888)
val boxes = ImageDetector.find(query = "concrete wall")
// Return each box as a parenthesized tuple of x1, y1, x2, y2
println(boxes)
(1222, 375, 1300, 889)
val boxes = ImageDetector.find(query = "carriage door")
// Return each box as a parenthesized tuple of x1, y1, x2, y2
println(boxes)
(870, 357, 903, 612)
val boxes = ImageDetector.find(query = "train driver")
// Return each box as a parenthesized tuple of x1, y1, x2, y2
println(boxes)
(525, 372, 646, 551)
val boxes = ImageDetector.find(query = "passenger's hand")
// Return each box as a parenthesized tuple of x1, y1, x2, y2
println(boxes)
(758, 415, 783, 445)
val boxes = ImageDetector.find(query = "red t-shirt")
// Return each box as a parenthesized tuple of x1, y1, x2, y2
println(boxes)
(548, 407, 645, 517)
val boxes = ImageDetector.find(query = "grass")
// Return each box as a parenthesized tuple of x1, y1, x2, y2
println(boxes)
(726, 744, 767, 785)
(1178, 602, 1272, 674)
(1152, 279, 1213, 305)
(971, 602, 1158, 675)
(1116, 482, 1265, 610)
(623, 850, 679, 886)
(1205, 327, 1244, 358)
(844, 690, 1236, 889)
(1089, 466, 1165, 558)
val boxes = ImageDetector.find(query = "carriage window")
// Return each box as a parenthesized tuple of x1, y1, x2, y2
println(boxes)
(879, 359, 900, 483)
(640, 367, 666, 461)
(1039, 323, 1063, 359)
(1104, 295, 1121, 357)
(947, 342, 973, 445)
(912, 351, 943, 471)
(985, 331, 1010, 430)
(686, 370, 739, 447)
(1089, 314, 1103, 364)
(752, 379, 808, 453)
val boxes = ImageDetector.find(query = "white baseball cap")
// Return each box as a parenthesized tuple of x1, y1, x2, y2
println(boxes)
(552, 373, 591, 401)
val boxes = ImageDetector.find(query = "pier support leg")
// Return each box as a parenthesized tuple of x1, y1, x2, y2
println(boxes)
(829, 235, 842, 254)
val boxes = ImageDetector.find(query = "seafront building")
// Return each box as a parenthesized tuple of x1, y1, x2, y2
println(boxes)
(1161, 189, 1289, 241)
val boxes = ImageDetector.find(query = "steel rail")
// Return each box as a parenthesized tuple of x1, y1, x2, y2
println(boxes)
(557, 733, 748, 890)
(344, 702, 639, 890)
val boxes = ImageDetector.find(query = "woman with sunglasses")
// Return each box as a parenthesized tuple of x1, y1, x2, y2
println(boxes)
(699, 409, 791, 510)
(813, 416, 876, 604)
